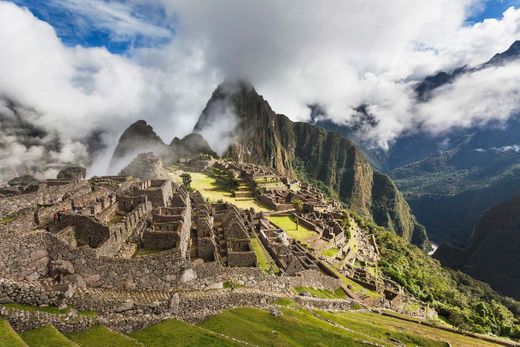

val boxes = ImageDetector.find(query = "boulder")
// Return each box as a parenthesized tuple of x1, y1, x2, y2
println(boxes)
(180, 268, 196, 283)
(169, 293, 180, 313)
(49, 260, 75, 277)
(115, 299, 135, 313)
(63, 274, 86, 289)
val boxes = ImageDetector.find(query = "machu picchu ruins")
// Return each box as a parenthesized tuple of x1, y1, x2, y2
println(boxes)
(0, 148, 450, 341)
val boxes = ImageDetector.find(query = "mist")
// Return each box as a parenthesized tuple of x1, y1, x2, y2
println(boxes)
(1, 0, 520, 181)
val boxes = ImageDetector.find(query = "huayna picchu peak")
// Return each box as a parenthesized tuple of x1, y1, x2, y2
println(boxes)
(193, 81, 429, 248)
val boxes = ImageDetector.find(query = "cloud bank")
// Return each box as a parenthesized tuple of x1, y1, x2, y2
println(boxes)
(1, 0, 520, 180)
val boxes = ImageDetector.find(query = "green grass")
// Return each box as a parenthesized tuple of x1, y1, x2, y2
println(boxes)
(108, 214, 124, 225)
(322, 264, 383, 300)
(323, 311, 503, 347)
(223, 281, 244, 289)
(0, 215, 18, 224)
(250, 237, 280, 274)
(3, 303, 97, 317)
(315, 310, 446, 347)
(199, 306, 373, 346)
(170, 170, 270, 212)
(267, 215, 316, 243)
(130, 319, 241, 347)
(21, 326, 78, 347)
(0, 320, 26, 347)
(133, 248, 163, 257)
(321, 247, 339, 258)
(68, 325, 143, 347)
(293, 286, 347, 299)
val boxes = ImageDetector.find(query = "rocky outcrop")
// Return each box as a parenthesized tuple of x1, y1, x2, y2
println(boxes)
(110, 121, 215, 172)
(194, 81, 427, 246)
(119, 152, 169, 180)
(57, 167, 86, 181)
(435, 195, 520, 299)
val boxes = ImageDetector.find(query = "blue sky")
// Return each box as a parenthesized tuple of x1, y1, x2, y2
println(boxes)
(11, 0, 174, 53)
(468, 0, 520, 22)
(10, 0, 519, 54)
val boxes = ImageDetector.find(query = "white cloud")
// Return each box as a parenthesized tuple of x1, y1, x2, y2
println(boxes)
(2, 0, 520, 179)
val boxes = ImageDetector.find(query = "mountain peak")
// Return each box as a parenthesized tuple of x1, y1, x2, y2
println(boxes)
(485, 40, 520, 66)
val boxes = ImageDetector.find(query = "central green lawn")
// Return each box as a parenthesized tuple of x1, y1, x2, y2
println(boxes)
(199, 306, 373, 346)
(0, 320, 26, 347)
(130, 319, 241, 347)
(267, 215, 316, 243)
(170, 170, 270, 212)
(68, 326, 143, 347)
(21, 326, 78, 347)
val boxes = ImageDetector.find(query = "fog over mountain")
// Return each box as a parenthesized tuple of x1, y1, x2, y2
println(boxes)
(1, 0, 520, 181)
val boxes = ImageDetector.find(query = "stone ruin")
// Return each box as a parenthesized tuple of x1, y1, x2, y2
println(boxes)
(0, 156, 436, 334)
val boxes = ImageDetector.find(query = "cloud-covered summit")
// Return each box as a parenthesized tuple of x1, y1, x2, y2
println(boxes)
(1, 0, 520, 179)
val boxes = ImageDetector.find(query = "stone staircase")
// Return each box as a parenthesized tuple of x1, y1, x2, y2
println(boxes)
(233, 179, 253, 198)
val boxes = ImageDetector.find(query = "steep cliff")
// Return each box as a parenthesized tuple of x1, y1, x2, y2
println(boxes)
(194, 81, 427, 246)
(435, 195, 520, 299)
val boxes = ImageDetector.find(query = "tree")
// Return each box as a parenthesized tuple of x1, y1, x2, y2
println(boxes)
(181, 173, 192, 189)
(292, 198, 304, 212)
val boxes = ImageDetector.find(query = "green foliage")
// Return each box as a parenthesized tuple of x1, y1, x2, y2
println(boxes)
(373, 225, 520, 338)
(180, 172, 192, 189)
(292, 198, 304, 211)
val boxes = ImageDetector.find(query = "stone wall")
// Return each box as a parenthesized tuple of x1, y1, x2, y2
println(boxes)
(0, 228, 222, 291)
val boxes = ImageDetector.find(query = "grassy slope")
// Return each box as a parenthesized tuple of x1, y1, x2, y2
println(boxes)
(68, 326, 143, 347)
(129, 319, 241, 347)
(199, 306, 372, 346)
(0, 320, 26, 347)
(21, 326, 78, 347)
(250, 237, 280, 274)
(293, 286, 346, 299)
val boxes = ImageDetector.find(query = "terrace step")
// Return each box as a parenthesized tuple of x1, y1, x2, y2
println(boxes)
(68, 325, 144, 347)
(77, 288, 171, 306)
(21, 326, 78, 347)
(0, 319, 27, 347)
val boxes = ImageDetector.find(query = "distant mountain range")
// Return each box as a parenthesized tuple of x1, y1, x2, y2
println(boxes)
(435, 195, 520, 299)
(315, 40, 520, 247)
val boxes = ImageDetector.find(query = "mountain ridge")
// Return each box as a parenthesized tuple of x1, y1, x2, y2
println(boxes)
(193, 80, 429, 247)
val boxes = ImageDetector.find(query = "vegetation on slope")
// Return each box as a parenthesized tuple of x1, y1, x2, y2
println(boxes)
(68, 325, 143, 347)
(21, 326, 78, 347)
(0, 320, 26, 347)
(357, 215, 520, 338)
(130, 319, 241, 347)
